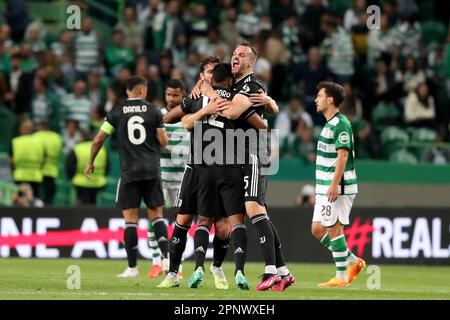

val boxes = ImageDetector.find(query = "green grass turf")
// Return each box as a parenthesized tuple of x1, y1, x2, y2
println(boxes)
(0, 258, 449, 300)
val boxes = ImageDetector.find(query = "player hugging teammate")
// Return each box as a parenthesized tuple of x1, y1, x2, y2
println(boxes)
(158, 43, 295, 291)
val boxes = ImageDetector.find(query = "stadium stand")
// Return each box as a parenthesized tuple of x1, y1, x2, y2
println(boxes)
(0, 0, 450, 207)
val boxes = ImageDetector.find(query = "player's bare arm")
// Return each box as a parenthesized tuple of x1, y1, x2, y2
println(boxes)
(85, 130, 109, 179)
(181, 98, 229, 131)
(327, 148, 348, 203)
(218, 94, 252, 120)
(163, 105, 186, 123)
(156, 127, 169, 147)
(249, 89, 279, 114)
(246, 113, 268, 130)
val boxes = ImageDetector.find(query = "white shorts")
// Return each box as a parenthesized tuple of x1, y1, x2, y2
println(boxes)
(312, 194, 356, 227)
(162, 181, 181, 208)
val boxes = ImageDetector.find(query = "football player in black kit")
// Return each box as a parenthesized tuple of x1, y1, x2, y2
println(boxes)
(85, 76, 170, 278)
(200, 43, 295, 291)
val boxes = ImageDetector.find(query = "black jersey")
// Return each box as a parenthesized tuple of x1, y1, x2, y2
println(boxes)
(232, 73, 270, 166)
(105, 98, 164, 182)
(181, 87, 239, 166)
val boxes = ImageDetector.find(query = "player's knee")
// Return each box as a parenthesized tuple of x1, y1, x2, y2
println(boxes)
(197, 215, 213, 228)
(176, 214, 193, 226)
(311, 222, 325, 240)
(245, 201, 267, 217)
(214, 220, 230, 239)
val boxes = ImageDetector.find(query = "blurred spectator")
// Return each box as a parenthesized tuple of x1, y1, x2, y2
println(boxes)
(219, 7, 240, 48)
(103, 87, 119, 114)
(367, 14, 396, 67)
(340, 83, 374, 158)
(50, 30, 72, 59)
(187, 2, 210, 47)
(320, 13, 355, 83)
(236, 0, 260, 41)
(115, 6, 145, 54)
(5, 0, 30, 42)
(33, 122, 63, 205)
(105, 29, 135, 77)
(404, 82, 436, 128)
(395, 56, 426, 93)
(281, 14, 301, 56)
(19, 42, 38, 73)
(63, 80, 92, 133)
(301, 0, 327, 48)
(0, 23, 14, 51)
(343, 0, 366, 30)
(444, 29, 450, 99)
(0, 91, 17, 152)
(295, 184, 315, 207)
(31, 76, 61, 132)
(24, 22, 46, 54)
(421, 137, 450, 164)
(12, 183, 44, 208)
(71, 18, 102, 79)
(171, 32, 189, 66)
(42, 51, 64, 85)
(179, 50, 201, 90)
(264, 31, 290, 100)
(8, 53, 34, 115)
(86, 69, 107, 112)
(271, 0, 294, 28)
(371, 59, 396, 105)
(383, 0, 400, 26)
(9, 119, 44, 198)
(0, 40, 11, 75)
(62, 119, 82, 154)
(391, 16, 424, 62)
(293, 46, 330, 118)
(275, 96, 313, 142)
(280, 119, 316, 162)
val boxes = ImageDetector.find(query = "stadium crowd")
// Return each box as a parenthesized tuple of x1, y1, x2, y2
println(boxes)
(1, 0, 450, 205)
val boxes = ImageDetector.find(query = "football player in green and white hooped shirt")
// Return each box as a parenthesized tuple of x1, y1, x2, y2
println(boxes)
(146, 79, 189, 279)
(311, 82, 366, 287)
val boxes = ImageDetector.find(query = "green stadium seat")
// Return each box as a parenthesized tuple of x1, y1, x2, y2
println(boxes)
(421, 20, 447, 46)
(380, 126, 410, 157)
(409, 127, 438, 142)
(389, 149, 418, 164)
(371, 102, 401, 132)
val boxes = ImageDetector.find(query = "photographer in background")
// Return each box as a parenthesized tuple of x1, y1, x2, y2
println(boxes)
(12, 183, 43, 208)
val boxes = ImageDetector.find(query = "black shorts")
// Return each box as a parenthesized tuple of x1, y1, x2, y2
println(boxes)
(175, 165, 199, 215)
(243, 154, 267, 206)
(116, 178, 164, 210)
(197, 165, 245, 218)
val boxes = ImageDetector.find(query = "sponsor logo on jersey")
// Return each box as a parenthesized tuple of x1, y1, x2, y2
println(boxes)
(338, 132, 350, 144)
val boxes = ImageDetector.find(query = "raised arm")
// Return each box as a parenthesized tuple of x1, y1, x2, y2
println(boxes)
(245, 113, 268, 130)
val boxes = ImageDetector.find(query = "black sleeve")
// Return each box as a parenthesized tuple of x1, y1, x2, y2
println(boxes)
(105, 106, 119, 129)
(181, 97, 195, 114)
(238, 108, 257, 121)
(155, 109, 164, 128)
(237, 81, 266, 97)
(65, 150, 77, 179)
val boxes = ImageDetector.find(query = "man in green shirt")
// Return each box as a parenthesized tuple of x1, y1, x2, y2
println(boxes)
(105, 30, 135, 77)
(311, 82, 365, 287)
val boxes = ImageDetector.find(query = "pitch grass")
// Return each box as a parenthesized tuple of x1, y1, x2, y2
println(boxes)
(1, 258, 450, 300)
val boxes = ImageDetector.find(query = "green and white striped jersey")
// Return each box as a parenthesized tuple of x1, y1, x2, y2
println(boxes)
(315, 112, 358, 195)
(160, 108, 190, 183)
